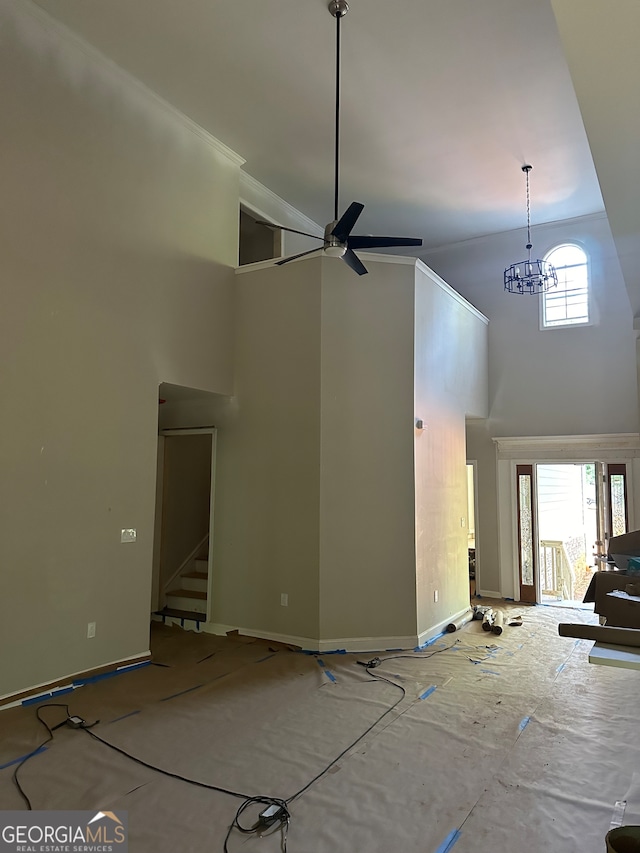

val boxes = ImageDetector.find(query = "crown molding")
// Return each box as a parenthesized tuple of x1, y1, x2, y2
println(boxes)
(240, 172, 323, 237)
(415, 258, 489, 324)
(493, 433, 640, 454)
(234, 250, 489, 326)
(17, 0, 245, 166)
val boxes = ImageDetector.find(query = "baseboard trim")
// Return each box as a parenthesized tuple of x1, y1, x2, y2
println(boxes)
(203, 622, 317, 649)
(0, 651, 151, 709)
(417, 606, 471, 648)
(315, 635, 419, 653)
(203, 621, 461, 653)
(476, 590, 502, 599)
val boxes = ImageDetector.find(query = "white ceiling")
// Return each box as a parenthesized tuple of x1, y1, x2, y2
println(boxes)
(32, 0, 607, 254)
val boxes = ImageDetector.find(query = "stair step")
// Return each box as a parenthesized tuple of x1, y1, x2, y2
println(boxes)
(183, 571, 208, 580)
(155, 607, 206, 623)
(167, 588, 207, 600)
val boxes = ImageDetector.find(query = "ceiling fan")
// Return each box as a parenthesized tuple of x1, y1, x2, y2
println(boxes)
(257, 0, 423, 276)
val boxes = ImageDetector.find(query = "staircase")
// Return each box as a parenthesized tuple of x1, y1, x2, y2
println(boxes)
(155, 547, 209, 630)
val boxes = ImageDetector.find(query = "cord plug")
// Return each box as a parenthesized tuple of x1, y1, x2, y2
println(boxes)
(258, 804, 287, 827)
(357, 657, 381, 669)
(66, 715, 99, 730)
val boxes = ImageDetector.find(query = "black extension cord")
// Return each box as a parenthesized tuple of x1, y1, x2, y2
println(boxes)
(13, 642, 458, 850)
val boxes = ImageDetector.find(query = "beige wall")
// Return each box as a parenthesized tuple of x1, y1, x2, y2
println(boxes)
(318, 259, 417, 642)
(414, 264, 489, 636)
(424, 214, 637, 595)
(208, 257, 488, 647)
(0, 0, 238, 697)
(209, 260, 323, 640)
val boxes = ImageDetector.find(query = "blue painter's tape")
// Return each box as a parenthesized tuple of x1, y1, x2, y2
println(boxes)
(317, 659, 325, 668)
(386, 648, 403, 652)
(50, 686, 75, 697)
(255, 653, 277, 664)
(324, 670, 337, 683)
(556, 662, 566, 673)
(480, 669, 501, 676)
(0, 745, 48, 770)
(322, 650, 347, 655)
(107, 710, 141, 725)
(73, 661, 151, 687)
(22, 693, 53, 706)
(414, 631, 445, 652)
(419, 685, 437, 700)
(435, 828, 461, 853)
(160, 684, 203, 702)
(519, 716, 531, 732)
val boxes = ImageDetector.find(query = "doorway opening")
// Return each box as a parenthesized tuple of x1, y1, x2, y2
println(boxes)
(515, 461, 629, 606)
(537, 463, 597, 605)
(238, 205, 282, 266)
(466, 462, 478, 598)
(151, 384, 219, 631)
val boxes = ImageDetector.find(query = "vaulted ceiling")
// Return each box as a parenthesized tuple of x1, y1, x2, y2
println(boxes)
(33, 0, 639, 314)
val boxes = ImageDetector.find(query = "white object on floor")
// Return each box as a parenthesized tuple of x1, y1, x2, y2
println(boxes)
(589, 642, 640, 670)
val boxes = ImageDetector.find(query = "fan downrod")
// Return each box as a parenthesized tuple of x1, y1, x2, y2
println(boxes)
(328, 0, 349, 18)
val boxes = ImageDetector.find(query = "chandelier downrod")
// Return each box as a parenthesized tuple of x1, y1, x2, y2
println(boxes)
(504, 163, 558, 295)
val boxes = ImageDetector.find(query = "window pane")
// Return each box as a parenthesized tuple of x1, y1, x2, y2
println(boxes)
(610, 473, 627, 537)
(547, 245, 585, 267)
(519, 473, 534, 586)
(542, 244, 589, 328)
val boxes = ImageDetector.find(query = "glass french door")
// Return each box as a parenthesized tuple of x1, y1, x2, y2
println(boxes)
(516, 465, 537, 603)
(606, 463, 628, 542)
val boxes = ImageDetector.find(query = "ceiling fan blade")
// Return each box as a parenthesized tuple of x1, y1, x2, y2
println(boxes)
(342, 248, 368, 276)
(331, 202, 365, 242)
(348, 235, 423, 250)
(276, 248, 324, 266)
(255, 222, 323, 241)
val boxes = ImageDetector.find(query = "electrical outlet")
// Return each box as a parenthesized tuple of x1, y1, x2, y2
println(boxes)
(280, 593, 288, 607)
(461, 517, 465, 527)
(87, 622, 96, 639)
(434, 590, 439, 603)
(121, 528, 137, 543)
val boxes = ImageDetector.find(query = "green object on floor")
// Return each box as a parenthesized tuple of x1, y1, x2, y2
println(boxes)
(606, 826, 640, 853)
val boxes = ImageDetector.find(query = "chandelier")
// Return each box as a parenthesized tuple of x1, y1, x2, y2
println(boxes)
(504, 165, 558, 294)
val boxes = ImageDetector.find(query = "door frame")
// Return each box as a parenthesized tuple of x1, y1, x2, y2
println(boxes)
(151, 428, 217, 621)
(493, 434, 640, 602)
(466, 460, 480, 593)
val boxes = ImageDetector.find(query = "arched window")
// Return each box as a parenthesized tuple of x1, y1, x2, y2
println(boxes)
(541, 244, 589, 328)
